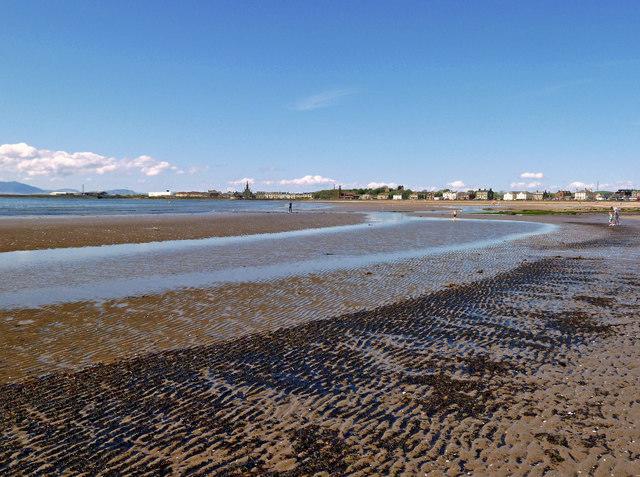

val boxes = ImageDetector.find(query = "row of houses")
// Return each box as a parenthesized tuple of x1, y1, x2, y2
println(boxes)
(354, 188, 640, 202)
(503, 189, 639, 201)
(148, 187, 639, 201)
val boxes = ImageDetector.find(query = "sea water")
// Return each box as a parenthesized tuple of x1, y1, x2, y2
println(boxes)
(0, 213, 555, 309)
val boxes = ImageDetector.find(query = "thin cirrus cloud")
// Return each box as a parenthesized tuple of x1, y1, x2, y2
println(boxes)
(0, 142, 177, 177)
(291, 89, 355, 111)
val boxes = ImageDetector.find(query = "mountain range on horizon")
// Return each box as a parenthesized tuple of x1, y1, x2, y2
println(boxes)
(0, 181, 138, 196)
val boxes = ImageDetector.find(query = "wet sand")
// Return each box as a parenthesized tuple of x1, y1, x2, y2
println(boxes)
(0, 211, 363, 252)
(0, 212, 639, 475)
(325, 199, 640, 214)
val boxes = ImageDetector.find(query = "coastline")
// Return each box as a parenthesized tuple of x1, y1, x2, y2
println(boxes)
(2, 198, 637, 253)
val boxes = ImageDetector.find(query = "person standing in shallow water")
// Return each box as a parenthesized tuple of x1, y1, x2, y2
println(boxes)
(288, 202, 293, 213)
(614, 207, 620, 226)
(452, 209, 458, 220)
(609, 209, 615, 227)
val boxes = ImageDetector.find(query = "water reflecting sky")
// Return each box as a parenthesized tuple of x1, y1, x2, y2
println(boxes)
(0, 214, 555, 309)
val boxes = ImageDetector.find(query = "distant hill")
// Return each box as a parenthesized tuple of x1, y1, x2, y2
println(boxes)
(106, 189, 138, 196)
(0, 181, 45, 194)
(107, 189, 138, 195)
(0, 181, 138, 196)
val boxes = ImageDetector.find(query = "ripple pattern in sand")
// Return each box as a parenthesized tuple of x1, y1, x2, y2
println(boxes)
(1, 243, 639, 475)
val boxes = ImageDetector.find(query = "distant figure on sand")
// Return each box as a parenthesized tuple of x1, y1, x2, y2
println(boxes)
(452, 209, 458, 220)
(288, 202, 293, 213)
(609, 209, 615, 227)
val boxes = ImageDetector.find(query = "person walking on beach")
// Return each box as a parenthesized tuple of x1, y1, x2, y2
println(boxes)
(288, 202, 293, 213)
(452, 209, 458, 220)
(614, 207, 620, 226)
(609, 209, 615, 227)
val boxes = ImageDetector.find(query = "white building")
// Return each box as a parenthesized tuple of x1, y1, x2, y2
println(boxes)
(392, 194, 403, 200)
(503, 192, 516, 201)
(516, 191, 533, 200)
(148, 190, 174, 197)
(574, 190, 595, 201)
(443, 191, 458, 200)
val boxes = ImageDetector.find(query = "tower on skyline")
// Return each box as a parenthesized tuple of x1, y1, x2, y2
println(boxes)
(242, 181, 255, 199)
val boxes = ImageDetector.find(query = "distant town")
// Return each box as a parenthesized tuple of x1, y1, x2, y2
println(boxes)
(2, 180, 639, 202)
(148, 183, 640, 202)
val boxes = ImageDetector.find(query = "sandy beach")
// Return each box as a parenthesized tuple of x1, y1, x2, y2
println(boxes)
(0, 211, 363, 252)
(0, 206, 639, 475)
(324, 199, 640, 214)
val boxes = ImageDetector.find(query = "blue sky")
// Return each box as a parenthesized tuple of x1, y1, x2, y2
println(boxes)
(1, 0, 639, 192)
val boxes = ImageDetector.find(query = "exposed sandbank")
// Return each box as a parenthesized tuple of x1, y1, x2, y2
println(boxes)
(0, 211, 364, 252)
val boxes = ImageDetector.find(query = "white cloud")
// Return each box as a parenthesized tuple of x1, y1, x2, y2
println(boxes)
(229, 177, 256, 186)
(366, 182, 398, 189)
(511, 181, 543, 190)
(447, 180, 466, 190)
(291, 89, 355, 111)
(520, 172, 544, 179)
(566, 180, 636, 191)
(0, 142, 175, 178)
(277, 175, 337, 186)
(126, 155, 174, 176)
(236, 175, 337, 188)
(568, 181, 596, 190)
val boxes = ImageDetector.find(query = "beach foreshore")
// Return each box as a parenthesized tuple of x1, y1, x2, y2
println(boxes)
(2, 200, 637, 253)
(0, 211, 364, 252)
(323, 198, 640, 213)
(0, 211, 638, 475)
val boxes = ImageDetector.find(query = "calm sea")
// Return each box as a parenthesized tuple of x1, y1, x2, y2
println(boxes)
(0, 197, 328, 217)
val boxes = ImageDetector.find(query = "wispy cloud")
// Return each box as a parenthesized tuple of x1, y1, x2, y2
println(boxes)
(565, 180, 637, 191)
(275, 175, 337, 186)
(366, 181, 397, 189)
(228, 177, 255, 186)
(291, 89, 355, 111)
(229, 175, 337, 188)
(0, 142, 176, 177)
(511, 181, 543, 190)
(592, 58, 640, 69)
(516, 79, 592, 99)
